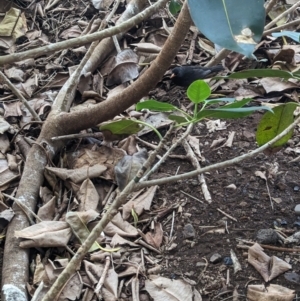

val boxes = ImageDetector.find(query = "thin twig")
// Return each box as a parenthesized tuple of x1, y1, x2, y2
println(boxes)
(0, 71, 41, 121)
(169, 210, 175, 239)
(182, 138, 212, 203)
(265, 0, 278, 14)
(180, 190, 203, 203)
(51, 132, 103, 141)
(205, 48, 231, 67)
(141, 123, 191, 181)
(95, 256, 110, 295)
(137, 115, 300, 189)
(264, 1, 300, 30)
(3, 193, 42, 224)
(217, 208, 237, 222)
(263, 19, 300, 36)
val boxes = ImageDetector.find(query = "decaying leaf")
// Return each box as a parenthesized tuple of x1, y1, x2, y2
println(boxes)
(145, 275, 197, 301)
(45, 164, 107, 184)
(106, 49, 139, 86)
(66, 210, 101, 252)
(115, 149, 148, 191)
(248, 243, 291, 282)
(15, 221, 72, 248)
(110, 233, 139, 248)
(77, 178, 100, 211)
(247, 284, 295, 301)
(123, 186, 157, 219)
(37, 196, 56, 221)
(104, 212, 138, 237)
(67, 145, 125, 181)
(144, 221, 164, 249)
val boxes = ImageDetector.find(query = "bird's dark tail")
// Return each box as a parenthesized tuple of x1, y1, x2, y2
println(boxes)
(210, 65, 224, 72)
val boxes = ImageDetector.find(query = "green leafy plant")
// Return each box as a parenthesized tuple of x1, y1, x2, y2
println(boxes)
(169, 0, 181, 15)
(99, 118, 163, 141)
(136, 80, 272, 126)
(256, 102, 298, 147)
(187, 0, 265, 58)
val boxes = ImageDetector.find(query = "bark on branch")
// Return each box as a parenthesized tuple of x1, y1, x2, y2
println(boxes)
(1, 1, 192, 300)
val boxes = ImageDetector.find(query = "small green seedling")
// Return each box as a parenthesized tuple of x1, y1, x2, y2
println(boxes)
(136, 80, 272, 127)
(100, 79, 298, 148)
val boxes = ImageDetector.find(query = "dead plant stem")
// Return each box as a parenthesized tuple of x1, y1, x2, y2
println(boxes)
(0, 71, 41, 121)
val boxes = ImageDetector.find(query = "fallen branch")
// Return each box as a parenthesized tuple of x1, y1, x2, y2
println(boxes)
(0, 0, 167, 66)
(1, 1, 192, 300)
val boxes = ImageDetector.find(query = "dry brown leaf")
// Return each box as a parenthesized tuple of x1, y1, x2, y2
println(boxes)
(106, 62, 139, 86)
(269, 256, 292, 281)
(15, 221, 72, 248)
(248, 243, 291, 282)
(0, 158, 19, 188)
(255, 170, 267, 181)
(247, 284, 295, 301)
(44, 258, 69, 285)
(122, 186, 157, 220)
(66, 210, 100, 252)
(260, 77, 298, 94)
(117, 265, 139, 278)
(0, 117, 10, 134)
(145, 275, 195, 301)
(33, 254, 44, 285)
(59, 25, 82, 39)
(248, 243, 270, 282)
(77, 178, 99, 211)
(115, 149, 148, 191)
(104, 212, 138, 237)
(106, 49, 139, 86)
(37, 196, 56, 221)
(45, 164, 107, 184)
(67, 145, 125, 181)
(118, 135, 138, 155)
(4, 66, 25, 82)
(58, 273, 82, 301)
(110, 233, 139, 248)
(144, 221, 163, 249)
(3, 102, 22, 118)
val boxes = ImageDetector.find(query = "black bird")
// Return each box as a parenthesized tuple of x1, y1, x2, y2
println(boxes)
(170, 65, 224, 87)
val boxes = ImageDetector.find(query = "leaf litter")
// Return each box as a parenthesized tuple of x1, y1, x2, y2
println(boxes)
(0, 0, 300, 300)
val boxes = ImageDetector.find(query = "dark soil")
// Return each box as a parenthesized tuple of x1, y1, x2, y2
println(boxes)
(147, 109, 300, 300)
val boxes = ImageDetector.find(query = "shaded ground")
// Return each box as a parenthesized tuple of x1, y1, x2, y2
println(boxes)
(1, 1, 300, 300)
(145, 108, 300, 299)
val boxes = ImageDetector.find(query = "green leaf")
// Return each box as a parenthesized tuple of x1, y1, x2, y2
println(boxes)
(136, 100, 177, 112)
(169, 0, 181, 15)
(131, 208, 139, 228)
(222, 98, 252, 109)
(227, 69, 295, 80)
(196, 106, 272, 120)
(187, 80, 211, 104)
(100, 119, 142, 135)
(272, 31, 300, 43)
(187, 0, 265, 58)
(205, 98, 235, 105)
(256, 103, 298, 147)
(168, 114, 190, 124)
